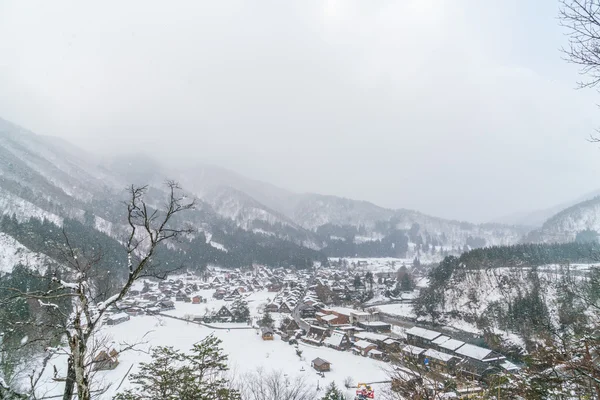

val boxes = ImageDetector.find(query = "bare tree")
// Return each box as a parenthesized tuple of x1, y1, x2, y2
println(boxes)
(5, 181, 194, 400)
(560, 0, 600, 89)
(238, 369, 316, 400)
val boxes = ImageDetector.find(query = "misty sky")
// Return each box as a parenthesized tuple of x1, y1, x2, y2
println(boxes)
(1, 0, 600, 223)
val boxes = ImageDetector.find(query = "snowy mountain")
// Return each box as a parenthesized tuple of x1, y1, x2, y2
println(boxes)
(0, 118, 325, 272)
(172, 167, 527, 249)
(524, 196, 600, 243)
(0, 116, 538, 268)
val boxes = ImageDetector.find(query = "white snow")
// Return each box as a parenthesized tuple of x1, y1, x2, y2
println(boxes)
(0, 191, 63, 227)
(0, 233, 57, 274)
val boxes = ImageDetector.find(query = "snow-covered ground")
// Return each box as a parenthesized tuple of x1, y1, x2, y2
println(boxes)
(31, 289, 391, 399)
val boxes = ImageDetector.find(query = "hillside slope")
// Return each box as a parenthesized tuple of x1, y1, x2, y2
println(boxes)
(525, 196, 600, 243)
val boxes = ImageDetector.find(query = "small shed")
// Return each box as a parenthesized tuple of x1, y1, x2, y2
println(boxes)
(261, 326, 274, 341)
(192, 295, 202, 304)
(311, 357, 331, 372)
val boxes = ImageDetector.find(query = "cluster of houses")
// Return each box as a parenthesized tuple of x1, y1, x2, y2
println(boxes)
(264, 284, 308, 314)
(401, 327, 519, 381)
(261, 281, 516, 385)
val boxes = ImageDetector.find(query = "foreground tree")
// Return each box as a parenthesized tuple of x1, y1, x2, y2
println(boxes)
(114, 335, 239, 400)
(6, 182, 194, 400)
(321, 382, 344, 400)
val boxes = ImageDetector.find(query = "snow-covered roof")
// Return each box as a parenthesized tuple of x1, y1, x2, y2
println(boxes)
(454, 343, 500, 362)
(424, 349, 458, 362)
(354, 340, 376, 350)
(383, 338, 399, 345)
(432, 335, 451, 345)
(354, 332, 389, 342)
(402, 345, 426, 355)
(405, 326, 442, 341)
(359, 321, 390, 327)
(350, 311, 370, 317)
(500, 360, 520, 371)
(368, 349, 383, 356)
(438, 338, 465, 352)
(328, 306, 357, 316)
(323, 331, 345, 347)
(321, 314, 338, 322)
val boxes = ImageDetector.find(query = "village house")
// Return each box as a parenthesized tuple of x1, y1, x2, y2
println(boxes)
(357, 321, 392, 333)
(401, 345, 426, 363)
(368, 348, 384, 360)
(353, 340, 378, 356)
(382, 338, 402, 353)
(192, 295, 203, 304)
(325, 307, 354, 324)
(157, 300, 175, 310)
(280, 319, 300, 336)
(303, 325, 327, 346)
(311, 357, 331, 372)
(405, 326, 443, 348)
(423, 348, 462, 375)
(261, 326, 274, 340)
(214, 305, 234, 322)
(434, 337, 465, 353)
(278, 302, 292, 313)
(323, 330, 351, 351)
(175, 290, 190, 302)
(453, 344, 506, 381)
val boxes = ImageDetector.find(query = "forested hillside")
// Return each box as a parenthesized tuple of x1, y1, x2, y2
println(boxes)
(415, 242, 600, 354)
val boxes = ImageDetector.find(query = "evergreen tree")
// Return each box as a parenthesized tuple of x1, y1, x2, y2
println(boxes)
(353, 274, 362, 289)
(230, 299, 250, 323)
(321, 382, 344, 400)
(259, 311, 274, 327)
(114, 336, 239, 400)
(400, 272, 413, 291)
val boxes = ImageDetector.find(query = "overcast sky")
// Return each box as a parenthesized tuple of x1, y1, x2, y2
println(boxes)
(1, 0, 600, 223)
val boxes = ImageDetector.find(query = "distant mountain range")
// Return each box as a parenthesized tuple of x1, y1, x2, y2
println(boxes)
(1, 116, 599, 272)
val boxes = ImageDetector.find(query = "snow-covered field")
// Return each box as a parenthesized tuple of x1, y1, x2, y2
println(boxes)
(30, 289, 391, 399)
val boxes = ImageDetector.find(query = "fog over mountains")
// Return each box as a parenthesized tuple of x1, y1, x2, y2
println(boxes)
(1, 116, 600, 273)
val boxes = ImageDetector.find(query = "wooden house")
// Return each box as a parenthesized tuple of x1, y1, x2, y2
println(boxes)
(353, 340, 378, 357)
(261, 326, 274, 340)
(281, 319, 300, 336)
(215, 306, 234, 322)
(423, 349, 462, 375)
(175, 290, 190, 302)
(278, 302, 292, 314)
(265, 303, 279, 313)
(299, 304, 316, 318)
(405, 327, 443, 348)
(401, 345, 426, 363)
(311, 358, 331, 372)
(157, 300, 175, 310)
(323, 330, 351, 351)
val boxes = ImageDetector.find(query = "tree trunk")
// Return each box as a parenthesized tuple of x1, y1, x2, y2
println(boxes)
(71, 336, 90, 400)
(62, 356, 75, 400)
